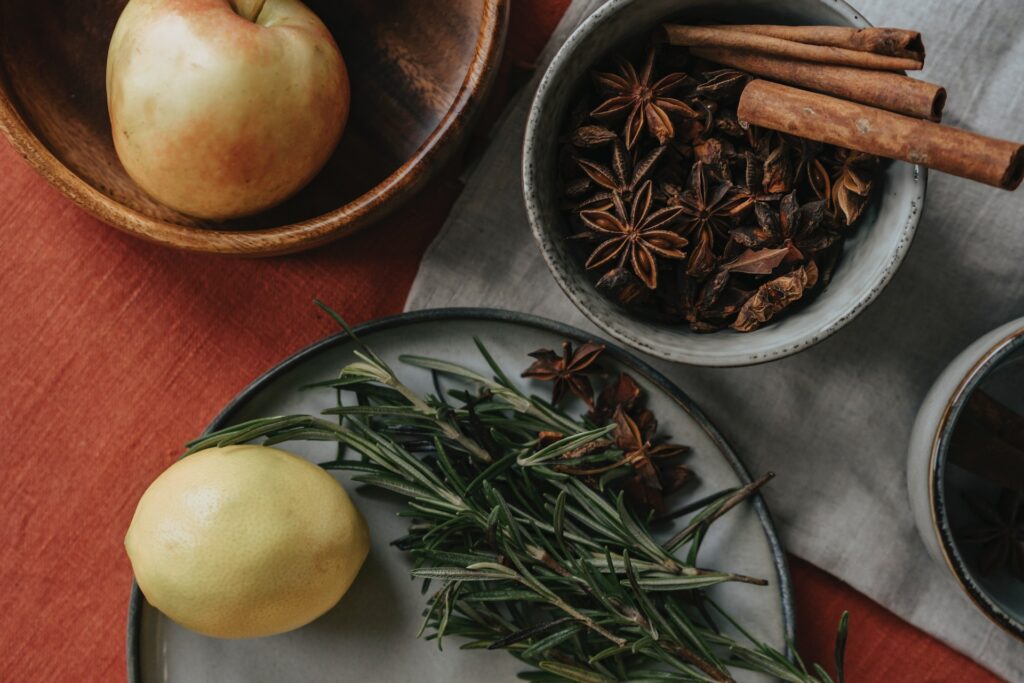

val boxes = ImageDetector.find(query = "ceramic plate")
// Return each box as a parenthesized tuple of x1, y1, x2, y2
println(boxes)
(127, 309, 794, 682)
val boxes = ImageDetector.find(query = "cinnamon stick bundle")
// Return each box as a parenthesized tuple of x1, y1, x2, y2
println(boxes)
(692, 47, 945, 120)
(703, 25, 924, 61)
(738, 80, 1024, 189)
(663, 24, 923, 71)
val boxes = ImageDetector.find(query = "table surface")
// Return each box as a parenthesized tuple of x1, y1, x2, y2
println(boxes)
(0, 1, 1002, 680)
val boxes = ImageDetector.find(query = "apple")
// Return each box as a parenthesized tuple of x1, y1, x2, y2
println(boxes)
(106, 0, 349, 220)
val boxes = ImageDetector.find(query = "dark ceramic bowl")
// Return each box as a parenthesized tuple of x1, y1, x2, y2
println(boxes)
(907, 316, 1024, 641)
(523, 0, 925, 366)
(0, 0, 508, 255)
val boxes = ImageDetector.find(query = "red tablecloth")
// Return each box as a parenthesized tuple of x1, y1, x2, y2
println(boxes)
(0, 2, 1000, 680)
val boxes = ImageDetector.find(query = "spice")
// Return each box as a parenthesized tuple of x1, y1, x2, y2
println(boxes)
(578, 182, 688, 289)
(522, 344, 692, 510)
(560, 40, 874, 332)
(738, 80, 1024, 190)
(591, 48, 696, 148)
(663, 24, 923, 71)
(700, 24, 925, 60)
(690, 47, 945, 120)
(521, 340, 605, 406)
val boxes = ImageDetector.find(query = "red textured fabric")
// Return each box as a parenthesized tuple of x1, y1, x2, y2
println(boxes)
(0, 2, 1002, 681)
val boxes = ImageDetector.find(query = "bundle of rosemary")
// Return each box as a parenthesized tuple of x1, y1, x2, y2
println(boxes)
(188, 312, 847, 683)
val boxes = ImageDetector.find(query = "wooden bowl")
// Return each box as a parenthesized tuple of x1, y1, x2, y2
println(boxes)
(0, 0, 508, 255)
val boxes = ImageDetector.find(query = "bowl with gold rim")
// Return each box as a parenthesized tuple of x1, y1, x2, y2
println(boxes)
(907, 316, 1024, 641)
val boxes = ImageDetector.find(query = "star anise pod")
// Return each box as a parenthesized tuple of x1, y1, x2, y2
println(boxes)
(731, 262, 819, 332)
(671, 161, 752, 277)
(569, 124, 618, 148)
(695, 68, 748, 101)
(574, 141, 666, 211)
(761, 135, 793, 195)
(733, 151, 784, 205)
(578, 180, 687, 289)
(595, 267, 649, 306)
(591, 48, 699, 148)
(789, 136, 832, 200)
(589, 372, 646, 424)
(958, 488, 1024, 580)
(829, 149, 878, 225)
(612, 406, 691, 512)
(522, 341, 605, 407)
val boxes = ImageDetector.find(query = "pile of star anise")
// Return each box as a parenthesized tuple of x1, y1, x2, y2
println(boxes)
(559, 41, 880, 332)
(522, 340, 693, 513)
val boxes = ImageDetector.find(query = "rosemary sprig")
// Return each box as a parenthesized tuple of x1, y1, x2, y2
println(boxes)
(189, 332, 848, 683)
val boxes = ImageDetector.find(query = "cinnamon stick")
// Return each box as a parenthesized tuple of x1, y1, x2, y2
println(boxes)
(663, 24, 923, 71)
(737, 80, 1024, 190)
(704, 25, 924, 61)
(692, 47, 944, 121)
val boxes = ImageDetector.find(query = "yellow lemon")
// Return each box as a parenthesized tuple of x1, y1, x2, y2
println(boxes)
(125, 445, 369, 639)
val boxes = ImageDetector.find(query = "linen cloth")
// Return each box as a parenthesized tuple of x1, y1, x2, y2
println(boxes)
(406, 0, 1024, 678)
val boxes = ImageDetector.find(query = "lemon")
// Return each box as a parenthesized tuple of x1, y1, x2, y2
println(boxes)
(125, 445, 370, 639)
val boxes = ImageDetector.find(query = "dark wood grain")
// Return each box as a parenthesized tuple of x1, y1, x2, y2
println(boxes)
(0, 0, 509, 255)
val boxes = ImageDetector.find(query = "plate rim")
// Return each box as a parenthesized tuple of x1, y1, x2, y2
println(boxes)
(126, 307, 795, 681)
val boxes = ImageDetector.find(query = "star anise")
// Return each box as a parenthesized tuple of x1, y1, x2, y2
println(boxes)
(589, 372, 647, 424)
(574, 141, 666, 211)
(671, 161, 752, 277)
(731, 262, 818, 332)
(591, 48, 698, 148)
(790, 137, 831, 200)
(695, 68, 748, 101)
(569, 124, 618, 148)
(522, 341, 605, 407)
(958, 488, 1024, 580)
(578, 180, 687, 289)
(829, 149, 878, 225)
(732, 151, 784, 206)
(530, 365, 695, 512)
(612, 406, 691, 512)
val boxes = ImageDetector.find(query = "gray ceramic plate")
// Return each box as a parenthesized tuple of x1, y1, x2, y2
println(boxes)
(127, 309, 793, 682)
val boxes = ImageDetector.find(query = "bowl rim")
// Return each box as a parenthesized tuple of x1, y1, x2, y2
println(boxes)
(522, 0, 926, 367)
(926, 320, 1024, 642)
(0, 0, 509, 256)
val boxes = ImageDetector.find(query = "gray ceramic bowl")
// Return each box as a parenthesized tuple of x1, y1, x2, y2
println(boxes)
(523, 0, 925, 367)
(907, 317, 1024, 641)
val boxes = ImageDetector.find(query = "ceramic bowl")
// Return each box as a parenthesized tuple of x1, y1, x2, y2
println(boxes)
(523, 0, 925, 367)
(0, 0, 508, 255)
(907, 317, 1024, 641)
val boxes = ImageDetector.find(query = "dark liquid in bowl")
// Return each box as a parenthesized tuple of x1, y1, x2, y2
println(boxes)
(945, 348, 1024, 621)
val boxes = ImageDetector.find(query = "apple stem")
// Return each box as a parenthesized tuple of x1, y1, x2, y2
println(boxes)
(231, 0, 268, 22)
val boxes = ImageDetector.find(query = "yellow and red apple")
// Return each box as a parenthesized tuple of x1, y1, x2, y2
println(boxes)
(106, 0, 349, 220)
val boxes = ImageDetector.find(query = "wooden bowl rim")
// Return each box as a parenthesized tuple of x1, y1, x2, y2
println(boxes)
(0, 0, 510, 256)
